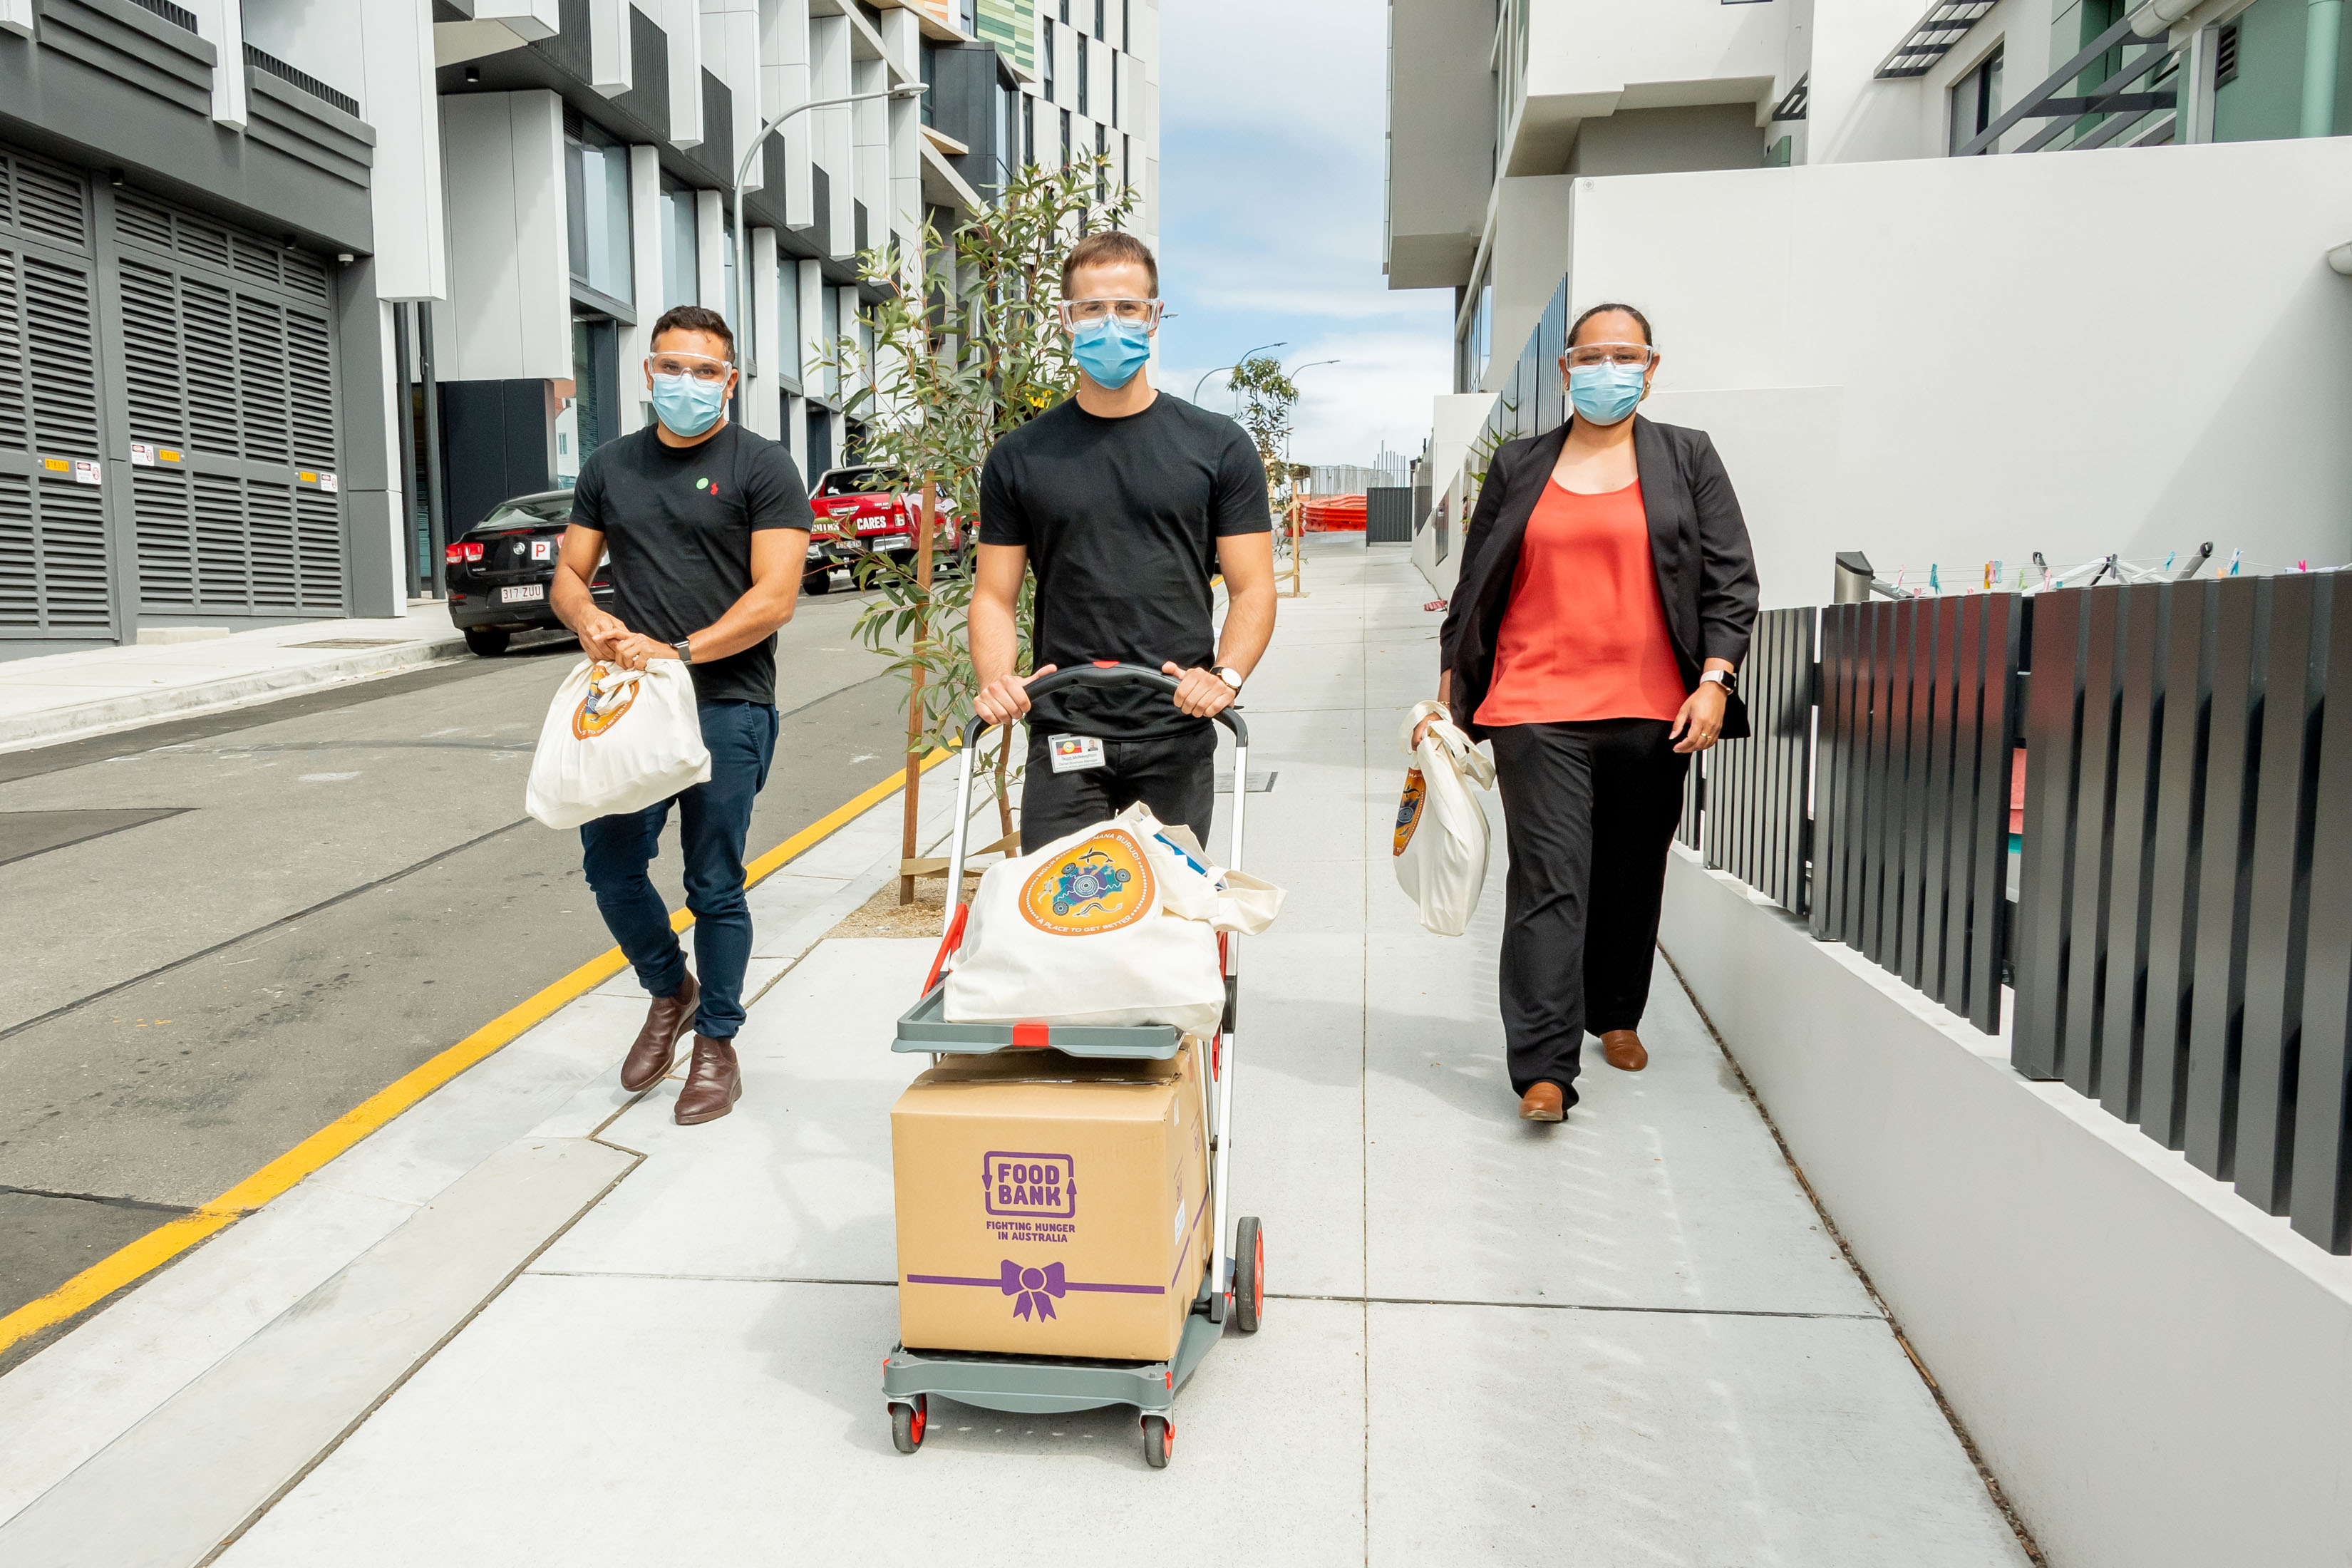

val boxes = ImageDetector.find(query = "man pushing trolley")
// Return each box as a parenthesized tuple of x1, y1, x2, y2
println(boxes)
(882, 664, 1277, 1470)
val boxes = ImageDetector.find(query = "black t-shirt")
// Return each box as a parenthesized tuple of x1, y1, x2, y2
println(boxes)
(569, 422, 813, 706)
(979, 394, 1269, 738)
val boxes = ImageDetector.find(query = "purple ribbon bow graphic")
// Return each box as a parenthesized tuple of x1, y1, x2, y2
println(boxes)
(1000, 1259, 1066, 1320)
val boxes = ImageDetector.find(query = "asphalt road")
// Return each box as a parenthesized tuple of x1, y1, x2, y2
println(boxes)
(0, 587, 909, 1366)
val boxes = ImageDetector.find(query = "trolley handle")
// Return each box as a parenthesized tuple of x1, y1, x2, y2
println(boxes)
(957, 661, 1251, 750)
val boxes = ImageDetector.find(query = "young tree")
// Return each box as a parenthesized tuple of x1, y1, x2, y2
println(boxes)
(1227, 354, 1300, 516)
(817, 154, 1135, 754)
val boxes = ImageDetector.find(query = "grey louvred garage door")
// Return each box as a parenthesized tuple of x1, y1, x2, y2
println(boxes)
(113, 190, 344, 616)
(0, 148, 112, 636)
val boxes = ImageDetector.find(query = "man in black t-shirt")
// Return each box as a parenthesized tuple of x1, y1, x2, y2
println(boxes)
(552, 304, 813, 1126)
(973, 233, 1276, 852)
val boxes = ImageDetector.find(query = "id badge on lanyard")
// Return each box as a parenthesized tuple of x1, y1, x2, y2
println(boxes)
(1048, 735, 1106, 773)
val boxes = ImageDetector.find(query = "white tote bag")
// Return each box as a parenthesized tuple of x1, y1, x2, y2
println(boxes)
(944, 803, 1284, 1033)
(1392, 700, 1496, 937)
(525, 659, 712, 830)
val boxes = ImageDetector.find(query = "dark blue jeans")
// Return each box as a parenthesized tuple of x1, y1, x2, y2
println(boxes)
(579, 700, 779, 1039)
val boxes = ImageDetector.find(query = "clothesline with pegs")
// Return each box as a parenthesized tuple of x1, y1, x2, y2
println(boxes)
(1871, 543, 2347, 599)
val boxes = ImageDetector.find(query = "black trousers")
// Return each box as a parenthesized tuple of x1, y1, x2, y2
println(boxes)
(1021, 725, 1217, 852)
(1487, 718, 1690, 1101)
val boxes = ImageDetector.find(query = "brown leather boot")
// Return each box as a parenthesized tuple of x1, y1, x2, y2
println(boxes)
(1518, 1082, 1565, 1122)
(620, 973, 699, 1093)
(674, 1035, 742, 1125)
(1601, 1029, 1649, 1072)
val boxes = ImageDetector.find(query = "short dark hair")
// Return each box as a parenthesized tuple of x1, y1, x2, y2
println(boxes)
(1569, 301, 1654, 348)
(1061, 232, 1158, 298)
(650, 304, 736, 362)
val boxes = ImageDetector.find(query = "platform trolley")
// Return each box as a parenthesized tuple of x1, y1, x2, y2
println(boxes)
(882, 663, 1262, 1470)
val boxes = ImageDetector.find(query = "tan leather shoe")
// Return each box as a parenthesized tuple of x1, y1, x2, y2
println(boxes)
(620, 974, 699, 1093)
(1518, 1082, 1566, 1122)
(674, 1035, 742, 1125)
(1601, 1029, 1649, 1072)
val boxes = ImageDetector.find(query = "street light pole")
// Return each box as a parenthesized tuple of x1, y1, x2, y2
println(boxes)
(731, 82, 926, 404)
(1190, 339, 1286, 405)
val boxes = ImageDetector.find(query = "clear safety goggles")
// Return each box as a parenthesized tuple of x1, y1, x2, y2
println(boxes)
(1057, 297, 1165, 327)
(1564, 341, 1656, 371)
(646, 351, 734, 383)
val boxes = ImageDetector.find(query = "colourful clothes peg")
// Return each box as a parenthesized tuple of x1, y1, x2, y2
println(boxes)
(2227, 549, 2242, 577)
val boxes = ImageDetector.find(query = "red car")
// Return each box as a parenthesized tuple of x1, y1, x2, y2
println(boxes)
(804, 464, 965, 594)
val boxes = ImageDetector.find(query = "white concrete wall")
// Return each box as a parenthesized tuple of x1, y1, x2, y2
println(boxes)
(179, 0, 249, 127)
(433, 91, 571, 383)
(619, 143, 664, 433)
(1562, 138, 2352, 607)
(357, 0, 447, 303)
(702, 0, 763, 190)
(746, 224, 782, 437)
(760, 0, 815, 227)
(1659, 849, 2352, 1568)
(661, 0, 704, 146)
(589, 0, 634, 95)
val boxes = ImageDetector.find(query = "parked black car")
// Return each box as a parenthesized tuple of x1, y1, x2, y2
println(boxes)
(446, 488, 836, 656)
(444, 490, 599, 656)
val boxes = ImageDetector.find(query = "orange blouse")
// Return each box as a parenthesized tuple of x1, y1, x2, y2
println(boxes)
(1475, 477, 1687, 727)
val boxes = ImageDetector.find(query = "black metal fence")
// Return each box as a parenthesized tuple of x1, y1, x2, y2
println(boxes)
(1678, 577, 2352, 1254)
(2011, 574, 2352, 1252)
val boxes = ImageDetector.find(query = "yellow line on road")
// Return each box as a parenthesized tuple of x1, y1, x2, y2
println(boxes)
(0, 749, 952, 1358)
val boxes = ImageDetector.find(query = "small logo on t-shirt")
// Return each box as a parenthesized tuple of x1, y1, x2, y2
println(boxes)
(694, 476, 719, 497)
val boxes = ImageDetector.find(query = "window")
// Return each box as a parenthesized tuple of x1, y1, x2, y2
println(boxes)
(1023, 91, 1036, 168)
(659, 183, 698, 311)
(961, 0, 976, 34)
(1078, 37, 1088, 114)
(564, 119, 631, 300)
(1060, 106, 1071, 167)
(2214, 21, 2239, 87)
(776, 266, 802, 388)
(1095, 0, 1104, 39)
(1059, 0, 1068, 20)
(1043, 26, 1056, 100)
(920, 43, 937, 126)
(1122, 0, 1129, 49)
(1948, 42, 2003, 155)
(1096, 123, 1108, 202)
(1111, 51, 1119, 126)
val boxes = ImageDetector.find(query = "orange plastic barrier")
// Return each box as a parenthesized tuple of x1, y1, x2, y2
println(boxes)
(1299, 493, 1366, 532)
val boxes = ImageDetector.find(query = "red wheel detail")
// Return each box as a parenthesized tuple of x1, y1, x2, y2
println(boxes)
(909, 1399, 927, 1445)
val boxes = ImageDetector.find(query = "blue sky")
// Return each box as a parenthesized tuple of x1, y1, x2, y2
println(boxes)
(1151, 0, 1453, 467)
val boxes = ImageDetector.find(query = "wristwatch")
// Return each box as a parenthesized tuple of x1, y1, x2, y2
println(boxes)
(1212, 666, 1245, 693)
(1700, 669, 1735, 696)
(673, 639, 695, 664)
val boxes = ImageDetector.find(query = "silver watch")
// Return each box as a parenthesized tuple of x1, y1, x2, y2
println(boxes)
(1212, 666, 1245, 693)
(674, 639, 695, 664)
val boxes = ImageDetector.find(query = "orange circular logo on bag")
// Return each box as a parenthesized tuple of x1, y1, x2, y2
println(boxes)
(1018, 828, 1155, 936)
(571, 664, 639, 739)
(1394, 768, 1426, 857)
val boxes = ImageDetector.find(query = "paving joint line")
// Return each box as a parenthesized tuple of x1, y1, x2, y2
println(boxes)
(191, 1139, 649, 1567)
(0, 817, 535, 1045)
(1657, 943, 2051, 1567)
(1271, 1291, 1882, 1320)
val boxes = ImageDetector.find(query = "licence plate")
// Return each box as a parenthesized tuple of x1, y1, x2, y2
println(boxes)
(498, 584, 545, 604)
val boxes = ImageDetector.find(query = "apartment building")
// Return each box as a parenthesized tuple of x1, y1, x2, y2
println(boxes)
(1387, 0, 2352, 604)
(0, 0, 1156, 650)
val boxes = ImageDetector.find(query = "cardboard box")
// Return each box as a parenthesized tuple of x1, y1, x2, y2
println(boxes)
(891, 1041, 1212, 1361)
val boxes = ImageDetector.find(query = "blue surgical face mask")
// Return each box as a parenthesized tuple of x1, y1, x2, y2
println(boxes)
(651, 371, 729, 438)
(1071, 316, 1153, 390)
(1567, 362, 1646, 426)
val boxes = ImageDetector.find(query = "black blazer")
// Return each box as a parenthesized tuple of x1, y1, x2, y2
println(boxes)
(1438, 415, 1761, 743)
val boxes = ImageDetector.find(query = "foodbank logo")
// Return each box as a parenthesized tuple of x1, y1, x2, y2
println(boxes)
(1018, 829, 1153, 936)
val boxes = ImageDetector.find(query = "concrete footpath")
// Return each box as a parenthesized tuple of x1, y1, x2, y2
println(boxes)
(0, 602, 507, 753)
(0, 541, 2033, 1566)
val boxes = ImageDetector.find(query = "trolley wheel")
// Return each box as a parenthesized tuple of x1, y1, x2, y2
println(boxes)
(1141, 1413, 1173, 1469)
(890, 1395, 927, 1455)
(1234, 1216, 1264, 1333)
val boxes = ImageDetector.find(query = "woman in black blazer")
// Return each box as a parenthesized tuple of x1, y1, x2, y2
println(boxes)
(1430, 304, 1759, 1123)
